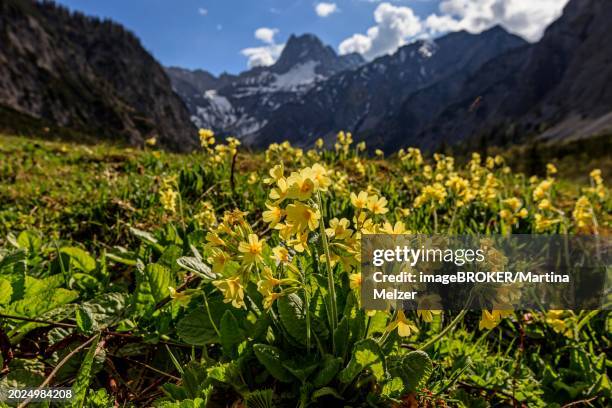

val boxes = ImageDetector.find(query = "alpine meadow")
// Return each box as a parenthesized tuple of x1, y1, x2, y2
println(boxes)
(1, 0, 611, 407)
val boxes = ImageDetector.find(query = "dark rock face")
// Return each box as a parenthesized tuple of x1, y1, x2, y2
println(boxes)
(378, 0, 612, 151)
(0, 0, 197, 151)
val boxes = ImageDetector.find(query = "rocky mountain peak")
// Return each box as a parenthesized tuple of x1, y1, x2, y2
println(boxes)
(272, 33, 364, 76)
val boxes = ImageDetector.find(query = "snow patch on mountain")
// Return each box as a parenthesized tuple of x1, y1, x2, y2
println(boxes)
(272, 61, 321, 90)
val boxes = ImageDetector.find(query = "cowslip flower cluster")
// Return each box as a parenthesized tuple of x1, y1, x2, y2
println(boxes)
(263, 163, 331, 253)
(334, 131, 353, 156)
(572, 196, 595, 233)
(159, 176, 179, 213)
(499, 197, 528, 230)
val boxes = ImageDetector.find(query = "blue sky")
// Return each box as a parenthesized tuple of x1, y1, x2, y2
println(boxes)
(54, 0, 568, 76)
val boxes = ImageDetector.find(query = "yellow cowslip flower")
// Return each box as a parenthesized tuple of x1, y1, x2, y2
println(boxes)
(354, 159, 366, 176)
(517, 208, 528, 219)
(545, 310, 571, 336)
(379, 221, 407, 235)
(160, 188, 178, 213)
(257, 267, 282, 296)
(353, 212, 376, 234)
(375, 149, 384, 158)
(264, 163, 284, 185)
(213, 276, 245, 309)
(351, 191, 369, 210)
(207, 248, 231, 274)
(168, 286, 191, 307)
(238, 234, 265, 266)
(349, 273, 362, 290)
(485, 157, 495, 169)
(269, 178, 289, 202)
(223, 209, 249, 226)
(546, 163, 558, 176)
(538, 199, 552, 211)
(247, 173, 258, 185)
(590, 169, 603, 185)
(533, 179, 552, 201)
(205, 231, 226, 247)
(287, 172, 316, 201)
(479, 309, 513, 330)
(195, 201, 217, 226)
(499, 209, 513, 222)
(357, 141, 366, 151)
(534, 213, 560, 232)
(572, 196, 593, 232)
(367, 195, 389, 215)
(263, 292, 283, 310)
(417, 310, 441, 323)
(198, 129, 215, 147)
(502, 198, 522, 212)
(414, 183, 447, 208)
(387, 310, 419, 337)
(263, 203, 284, 228)
(289, 231, 310, 253)
(325, 218, 352, 240)
(315, 138, 324, 149)
(446, 175, 474, 205)
(145, 136, 157, 146)
(306, 164, 332, 191)
(285, 202, 320, 233)
(272, 246, 290, 264)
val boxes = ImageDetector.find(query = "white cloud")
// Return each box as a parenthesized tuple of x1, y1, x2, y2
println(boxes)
(197, 8, 208, 16)
(241, 44, 285, 68)
(315, 2, 339, 17)
(340, 0, 567, 60)
(241, 28, 285, 68)
(426, 0, 570, 42)
(254, 27, 279, 44)
(339, 2, 422, 60)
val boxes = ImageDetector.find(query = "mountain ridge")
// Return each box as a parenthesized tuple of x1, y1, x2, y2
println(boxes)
(0, 0, 197, 151)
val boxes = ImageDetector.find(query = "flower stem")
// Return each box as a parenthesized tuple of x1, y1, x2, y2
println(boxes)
(317, 191, 338, 351)
(418, 309, 467, 351)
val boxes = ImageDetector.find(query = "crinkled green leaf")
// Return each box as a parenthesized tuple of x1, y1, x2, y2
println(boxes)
(338, 339, 386, 384)
(176, 256, 216, 281)
(61, 246, 97, 273)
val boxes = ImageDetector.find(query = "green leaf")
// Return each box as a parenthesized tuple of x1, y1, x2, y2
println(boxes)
(220, 310, 243, 358)
(176, 257, 217, 281)
(176, 307, 219, 345)
(277, 293, 307, 346)
(312, 354, 342, 388)
(71, 333, 102, 408)
(334, 316, 349, 360)
(338, 339, 386, 384)
(253, 344, 293, 383)
(6, 288, 78, 318)
(76, 307, 94, 334)
(61, 247, 97, 273)
(393, 350, 433, 393)
(311, 387, 343, 401)
(159, 245, 183, 272)
(129, 227, 162, 250)
(145, 263, 173, 303)
(282, 359, 318, 383)
(16, 231, 42, 253)
(244, 389, 274, 408)
(0, 279, 12, 305)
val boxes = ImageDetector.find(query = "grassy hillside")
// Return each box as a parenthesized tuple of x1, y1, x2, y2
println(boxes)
(0, 132, 610, 407)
